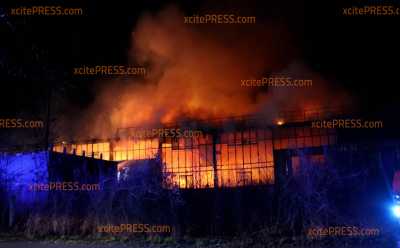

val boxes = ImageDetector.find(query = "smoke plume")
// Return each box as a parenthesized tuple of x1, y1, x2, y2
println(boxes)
(57, 6, 350, 140)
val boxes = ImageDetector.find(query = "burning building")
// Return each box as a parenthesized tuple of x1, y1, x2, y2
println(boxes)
(49, 8, 345, 188)
(52, 107, 340, 189)
(2, 2, 399, 242)
(51, 7, 349, 190)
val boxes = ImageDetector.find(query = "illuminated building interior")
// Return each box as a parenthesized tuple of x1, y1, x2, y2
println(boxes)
(53, 117, 336, 189)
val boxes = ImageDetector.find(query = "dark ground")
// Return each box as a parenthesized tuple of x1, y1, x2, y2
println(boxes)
(0, 234, 397, 248)
(0, 241, 396, 248)
(0, 241, 131, 248)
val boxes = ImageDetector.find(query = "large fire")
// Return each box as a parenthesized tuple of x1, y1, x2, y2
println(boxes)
(54, 123, 336, 188)
(54, 6, 347, 188)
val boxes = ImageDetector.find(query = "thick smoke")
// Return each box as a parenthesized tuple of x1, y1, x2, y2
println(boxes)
(58, 6, 349, 140)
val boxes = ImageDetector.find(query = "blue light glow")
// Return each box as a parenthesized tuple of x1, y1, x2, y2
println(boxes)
(1, 151, 49, 206)
(392, 205, 400, 218)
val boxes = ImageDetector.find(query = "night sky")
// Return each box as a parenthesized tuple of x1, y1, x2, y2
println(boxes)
(1, 0, 399, 147)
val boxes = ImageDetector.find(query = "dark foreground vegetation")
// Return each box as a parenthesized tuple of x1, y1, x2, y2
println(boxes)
(1, 150, 400, 248)
(0, 228, 396, 248)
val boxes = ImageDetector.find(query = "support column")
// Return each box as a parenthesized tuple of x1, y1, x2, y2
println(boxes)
(212, 132, 218, 189)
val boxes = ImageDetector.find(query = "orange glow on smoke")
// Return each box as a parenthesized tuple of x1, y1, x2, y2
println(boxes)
(53, 5, 351, 145)
(80, 6, 299, 134)
(52, 7, 346, 189)
(59, 7, 351, 141)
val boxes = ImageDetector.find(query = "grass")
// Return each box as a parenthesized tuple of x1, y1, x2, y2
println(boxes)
(1, 229, 397, 248)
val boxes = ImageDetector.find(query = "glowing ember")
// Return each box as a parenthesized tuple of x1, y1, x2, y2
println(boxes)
(276, 119, 285, 126)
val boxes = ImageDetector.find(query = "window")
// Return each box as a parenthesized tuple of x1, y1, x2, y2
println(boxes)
(237, 170, 252, 186)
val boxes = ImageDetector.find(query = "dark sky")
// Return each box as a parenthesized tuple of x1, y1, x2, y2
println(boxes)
(1, 0, 399, 146)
